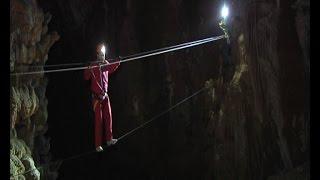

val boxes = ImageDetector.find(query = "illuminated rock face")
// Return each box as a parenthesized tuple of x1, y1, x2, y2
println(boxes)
(23, 0, 307, 179)
(10, 0, 59, 179)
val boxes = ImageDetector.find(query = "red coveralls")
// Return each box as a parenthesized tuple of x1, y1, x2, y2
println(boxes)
(84, 61, 120, 147)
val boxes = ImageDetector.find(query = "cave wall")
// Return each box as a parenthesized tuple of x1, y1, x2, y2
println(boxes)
(10, 0, 59, 179)
(198, 0, 309, 179)
(28, 0, 309, 179)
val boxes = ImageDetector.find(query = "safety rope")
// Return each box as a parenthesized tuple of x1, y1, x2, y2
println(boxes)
(118, 36, 221, 61)
(10, 35, 225, 76)
(116, 36, 222, 64)
(15, 62, 88, 68)
(11, 86, 207, 177)
(117, 86, 206, 141)
(14, 35, 222, 69)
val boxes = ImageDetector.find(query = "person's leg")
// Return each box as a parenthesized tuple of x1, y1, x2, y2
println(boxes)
(102, 96, 113, 142)
(93, 99, 103, 147)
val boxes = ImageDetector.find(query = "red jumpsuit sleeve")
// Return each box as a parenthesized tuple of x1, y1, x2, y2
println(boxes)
(102, 60, 120, 74)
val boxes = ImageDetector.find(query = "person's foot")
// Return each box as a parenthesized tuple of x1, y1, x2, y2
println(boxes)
(106, 139, 118, 146)
(96, 146, 103, 152)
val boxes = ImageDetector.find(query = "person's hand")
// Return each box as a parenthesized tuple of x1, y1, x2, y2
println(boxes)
(103, 59, 109, 64)
(116, 57, 121, 64)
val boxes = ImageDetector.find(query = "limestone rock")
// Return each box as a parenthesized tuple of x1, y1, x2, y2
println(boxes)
(21, 155, 40, 180)
(10, 0, 59, 179)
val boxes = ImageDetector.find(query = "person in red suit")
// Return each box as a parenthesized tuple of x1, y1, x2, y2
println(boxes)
(84, 43, 120, 152)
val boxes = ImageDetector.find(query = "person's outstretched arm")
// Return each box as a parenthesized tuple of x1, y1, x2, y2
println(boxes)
(102, 59, 120, 74)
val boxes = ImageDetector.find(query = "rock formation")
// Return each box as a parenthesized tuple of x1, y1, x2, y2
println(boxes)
(10, 0, 59, 179)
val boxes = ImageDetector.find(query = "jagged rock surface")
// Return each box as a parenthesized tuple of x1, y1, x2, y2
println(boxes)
(10, 0, 59, 179)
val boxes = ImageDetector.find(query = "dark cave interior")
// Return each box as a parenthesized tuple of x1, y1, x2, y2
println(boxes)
(10, 0, 309, 179)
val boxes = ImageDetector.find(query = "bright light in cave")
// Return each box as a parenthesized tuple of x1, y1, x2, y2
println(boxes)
(221, 4, 229, 19)
(101, 45, 106, 55)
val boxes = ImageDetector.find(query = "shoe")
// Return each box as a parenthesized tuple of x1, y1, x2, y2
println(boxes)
(106, 139, 117, 146)
(96, 146, 103, 152)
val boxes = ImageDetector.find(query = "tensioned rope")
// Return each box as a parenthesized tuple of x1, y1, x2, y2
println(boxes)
(16, 62, 87, 68)
(14, 35, 223, 69)
(11, 35, 225, 76)
(118, 86, 206, 141)
(12, 86, 207, 177)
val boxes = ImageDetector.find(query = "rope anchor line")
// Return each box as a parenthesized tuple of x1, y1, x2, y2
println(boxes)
(11, 86, 208, 177)
(10, 35, 225, 76)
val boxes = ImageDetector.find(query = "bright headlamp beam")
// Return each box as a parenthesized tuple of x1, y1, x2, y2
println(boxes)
(221, 4, 229, 19)
(101, 45, 106, 54)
